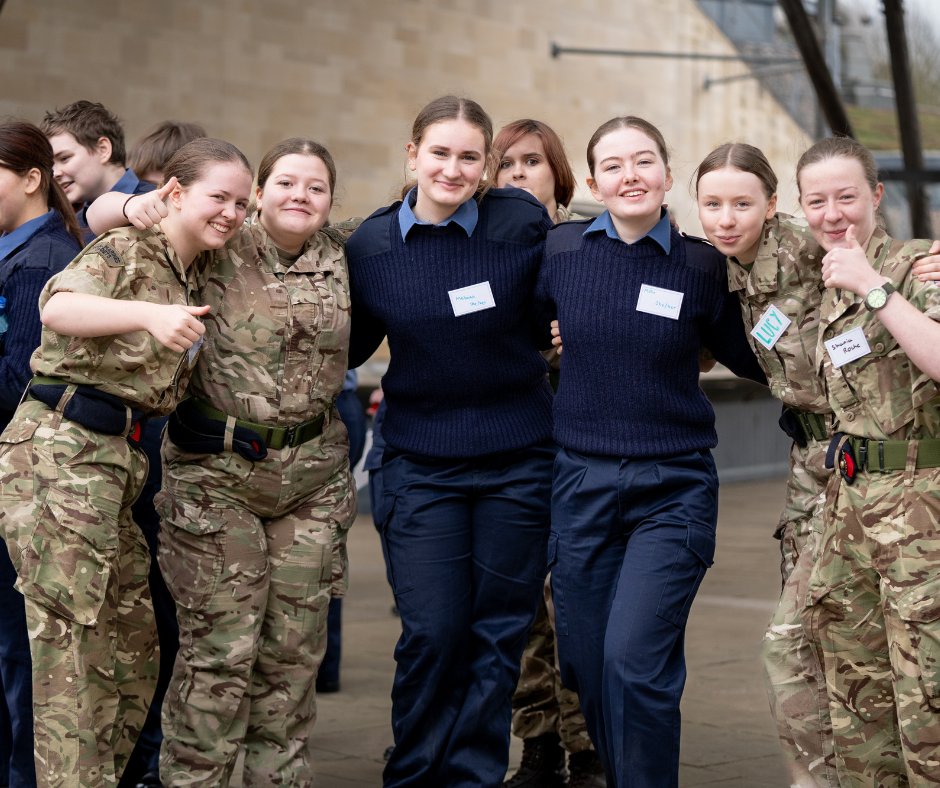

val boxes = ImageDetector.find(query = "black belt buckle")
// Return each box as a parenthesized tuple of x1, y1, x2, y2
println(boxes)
(283, 424, 297, 448)
(825, 432, 857, 485)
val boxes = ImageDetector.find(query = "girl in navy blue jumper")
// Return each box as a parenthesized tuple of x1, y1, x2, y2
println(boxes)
(537, 117, 765, 788)
(346, 96, 555, 788)
(0, 120, 83, 788)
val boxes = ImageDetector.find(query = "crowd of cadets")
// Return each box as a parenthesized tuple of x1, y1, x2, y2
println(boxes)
(0, 95, 938, 788)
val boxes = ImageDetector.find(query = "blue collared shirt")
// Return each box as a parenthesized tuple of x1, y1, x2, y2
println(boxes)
(583, 209, 671, 254)
(0, 210, 55, 263)
(398, 187, 479, 240)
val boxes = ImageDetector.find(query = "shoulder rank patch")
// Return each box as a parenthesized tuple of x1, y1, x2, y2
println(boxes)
(94, 243, 124, 267)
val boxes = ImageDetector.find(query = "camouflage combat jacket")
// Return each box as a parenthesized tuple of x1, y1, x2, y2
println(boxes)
(726, 214, 830, 413)
(31, 226, 206, 415)
(191, 214, 351, 423)
(816, 227, 940, 440)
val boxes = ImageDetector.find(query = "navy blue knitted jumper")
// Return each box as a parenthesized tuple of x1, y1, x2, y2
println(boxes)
(0, 212, 81, 426)
(346, 188, 555, 458)
(537, 220, 764, 458)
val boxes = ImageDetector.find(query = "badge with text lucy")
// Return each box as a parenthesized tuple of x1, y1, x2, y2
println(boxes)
(449, 281, 496, 317)
(824, 326, 871, 369)
(636, 284, 684, 320)
(750, 304, 792, 350)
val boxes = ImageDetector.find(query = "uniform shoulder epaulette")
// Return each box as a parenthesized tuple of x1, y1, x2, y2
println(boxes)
(680, 232, 714, 247)
(545, 218, 590, 256)
(346, 203, 399, 260)
(681, 232, 725, 279)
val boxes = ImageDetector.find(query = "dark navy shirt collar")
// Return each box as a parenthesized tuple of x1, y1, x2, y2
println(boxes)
(398, 187, 479, 240)
(584, 209, 671, 254)
(0, 210, 55, 262)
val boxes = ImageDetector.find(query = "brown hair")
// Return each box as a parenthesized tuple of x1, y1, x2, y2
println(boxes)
(586, 116, 669, 176)
(796, 136, 879, 196)
(257, 137, 337, 200)
(40, 99, 126, 165)
(401, 95, 494, 199)
(128, 121, 207, 182)
(163, 138, 252, 188)
(694, 143, 778, 199)
(0, 120, 83, 246)
(494, 119, 576, 208)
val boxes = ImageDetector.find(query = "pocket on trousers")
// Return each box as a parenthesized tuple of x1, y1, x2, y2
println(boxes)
(655, 525, 715, 628)
(19, 488, 114, 626)
(157, 516, 225, 611)
(546, 531, 567, 637)
(897, 579, 940, 711)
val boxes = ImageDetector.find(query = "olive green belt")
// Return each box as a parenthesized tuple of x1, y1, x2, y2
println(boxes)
(785, 408, 831, 443)
(190, 398, 326, 451)
(846, 436, 940, 472)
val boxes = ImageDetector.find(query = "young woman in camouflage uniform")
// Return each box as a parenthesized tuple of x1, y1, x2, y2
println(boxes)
(0, 137, 252, 788)
(101, 138, 355, 786)
(796, 137, 940, 787)
(694, 143, 837, 788)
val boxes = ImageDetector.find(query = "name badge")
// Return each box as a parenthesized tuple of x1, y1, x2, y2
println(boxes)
(750, 304, 792, 350)
(824, 326, 871, 368)
(187, 335, 204, 365)
(449, 281, 496, 317)
(636, 284, 683, 320)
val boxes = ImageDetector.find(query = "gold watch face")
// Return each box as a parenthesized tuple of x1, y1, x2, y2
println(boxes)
(866, 287, 887, 310)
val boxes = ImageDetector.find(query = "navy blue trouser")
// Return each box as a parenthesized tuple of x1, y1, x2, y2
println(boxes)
(0, 539, 35, 788)
(379, 443, 555, 788)
(551, 448, 718, 788)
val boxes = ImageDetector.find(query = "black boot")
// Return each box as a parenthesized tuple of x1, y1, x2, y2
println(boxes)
(567, 749, 606, 788)
(503, 732, 566, 787)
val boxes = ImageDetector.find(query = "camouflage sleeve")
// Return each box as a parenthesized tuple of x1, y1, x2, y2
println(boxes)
(38, 238, 133, 310)
(323, 217, 364, 244)
(908, 278, 940, 322)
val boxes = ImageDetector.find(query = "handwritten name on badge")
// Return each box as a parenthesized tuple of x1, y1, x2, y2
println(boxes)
(750, 304, 792, 350)
(824, 326, 871, 368)
(636, 284, 684, 320)
(448, 281, 496, 317)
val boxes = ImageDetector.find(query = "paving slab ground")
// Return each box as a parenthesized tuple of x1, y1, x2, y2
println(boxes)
(310, 476, 794, 786)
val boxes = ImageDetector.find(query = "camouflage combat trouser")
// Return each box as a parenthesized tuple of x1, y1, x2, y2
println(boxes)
(511, 574, 593, 754)
(804, 454, 940, 787)
(761, 439, 837, 786)
(0, 399, 155, 788)
(156, 421, 355, 787)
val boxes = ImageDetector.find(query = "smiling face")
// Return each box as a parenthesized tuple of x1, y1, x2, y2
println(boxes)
(407, 118, 486, 224)
(48, 131, 111, 206)
(166, 160, 252, 264)
(587, 125, 672, 241)
(495, 132, 557, 215)
(257, 153, 332, 253)
(798, 155, 883, 252)
(697, 166, 777, 263)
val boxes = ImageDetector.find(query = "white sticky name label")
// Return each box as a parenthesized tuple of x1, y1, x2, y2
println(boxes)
(824, 326, 871, 368)
(750, 304, 792, 350)
(449, 281, 496, 317)
(636, 284, 684, 320)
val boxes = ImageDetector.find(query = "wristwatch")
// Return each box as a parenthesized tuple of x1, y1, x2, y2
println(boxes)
(864, 282, 896, 312)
